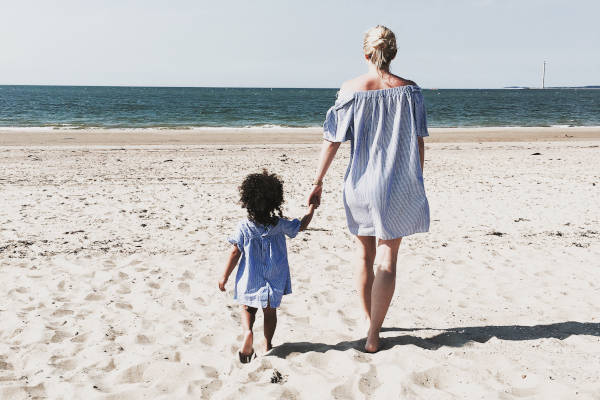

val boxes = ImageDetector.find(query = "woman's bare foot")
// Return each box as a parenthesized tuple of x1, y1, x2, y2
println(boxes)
(364, 329, 379, 353)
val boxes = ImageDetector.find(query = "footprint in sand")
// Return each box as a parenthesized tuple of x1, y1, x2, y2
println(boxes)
(305, 353, 328, 369)
(178, 282, 191, 294)
(411, 366, 452, 390)
(51, 309, 74, 317)
(337, 309, 357, 327)
(53, 357, 77, 371)
(180, 270, 195, 280)
(102, 359, 116, 372)
(246, 358, 274, 382)
(186, 378, 223, 399)
(115, 302, 133, 310)
(135, 334, 153, 345)
(0, 361, 14, 370)
(50, 330, 70, 343)
(200, 335, 214, 346)
(201, 365, 218, 378)
(84, 292, 104, 301)
(194, 297, 207, 306)
(358, 364, 381, 396)
(23, 383, 46, 398)
(147, 281, 160, 289)
(353, 352, 372, 363)
(70, 332, 87, 343)
(179, 319, 194, 332)
(331, 377, 355, 399)
(325, 264, 339, 271)
(118, 363, 147, 384)
(117, 285, 131, 294)
(292, 316, 309, 325)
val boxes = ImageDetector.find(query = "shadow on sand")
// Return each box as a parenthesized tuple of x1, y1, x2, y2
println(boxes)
(268, 321, 600, 358)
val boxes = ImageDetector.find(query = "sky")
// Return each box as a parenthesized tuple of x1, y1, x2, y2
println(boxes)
(1, 0, 598, 88)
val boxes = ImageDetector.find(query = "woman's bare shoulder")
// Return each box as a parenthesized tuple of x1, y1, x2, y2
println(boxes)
(389, 75, 417, 87)
(339, 75, 372, 94)
(340, 75, 418, 95)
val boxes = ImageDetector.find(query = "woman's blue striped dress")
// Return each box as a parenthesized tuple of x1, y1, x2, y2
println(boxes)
(323, 85, 430, 240)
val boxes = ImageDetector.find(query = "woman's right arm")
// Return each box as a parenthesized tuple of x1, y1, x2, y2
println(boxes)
(307, 140, 341, 207)
(418, 137, 425, 172)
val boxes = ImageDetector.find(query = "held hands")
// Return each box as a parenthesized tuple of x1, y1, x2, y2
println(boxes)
(307, 183, 323, 208)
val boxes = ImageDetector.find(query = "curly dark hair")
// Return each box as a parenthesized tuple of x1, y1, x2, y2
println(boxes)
(239, 169, 284, 227)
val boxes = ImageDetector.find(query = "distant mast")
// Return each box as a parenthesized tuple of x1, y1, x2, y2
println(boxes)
(542, 61, 546, 89)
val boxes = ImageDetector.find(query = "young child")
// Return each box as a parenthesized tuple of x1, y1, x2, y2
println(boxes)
(218, 170, 316, 363)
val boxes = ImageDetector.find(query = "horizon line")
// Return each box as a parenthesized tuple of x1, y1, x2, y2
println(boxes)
(1, 84, 598, 90)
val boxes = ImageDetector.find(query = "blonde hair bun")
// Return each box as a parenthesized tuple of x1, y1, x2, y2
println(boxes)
(363, 25, 397, 71)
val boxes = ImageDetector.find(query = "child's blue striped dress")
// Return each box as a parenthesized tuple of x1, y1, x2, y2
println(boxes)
(228, 218, 300, 308)
(323, 85, 430, 239)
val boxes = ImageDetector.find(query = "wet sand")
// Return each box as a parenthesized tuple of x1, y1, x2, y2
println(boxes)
(0, 126, 599, 146)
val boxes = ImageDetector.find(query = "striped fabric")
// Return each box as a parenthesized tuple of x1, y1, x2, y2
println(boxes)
(323, 85, 430, 239)
(228, 218, 301, 308)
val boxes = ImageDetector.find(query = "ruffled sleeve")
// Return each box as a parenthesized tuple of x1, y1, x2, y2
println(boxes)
(227, 221, 245, 251)
(412, 88, 429, 138)
(323, 94, 354, 143)
(278, 218, 301, 238)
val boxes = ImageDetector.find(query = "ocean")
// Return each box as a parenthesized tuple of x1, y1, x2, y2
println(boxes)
(0, 85, 598, 129)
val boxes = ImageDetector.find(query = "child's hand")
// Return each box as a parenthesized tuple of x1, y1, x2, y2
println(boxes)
(299, 203, 317, 231)
(218, 278, 227, 291)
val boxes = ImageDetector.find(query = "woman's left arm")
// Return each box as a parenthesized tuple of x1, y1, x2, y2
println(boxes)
(307, 140, 341, 207)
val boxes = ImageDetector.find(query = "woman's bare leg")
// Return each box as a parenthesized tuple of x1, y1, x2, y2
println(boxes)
(355, 235, 377, 322)
(365, 237, 402, 353)
(262, 306, 277, 351)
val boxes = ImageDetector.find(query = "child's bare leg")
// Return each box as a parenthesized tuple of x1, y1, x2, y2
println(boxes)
(240, 305, 257, 355)
(262, 306, 277, 351)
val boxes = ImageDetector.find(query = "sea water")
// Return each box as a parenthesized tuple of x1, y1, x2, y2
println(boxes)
(0, 86, 598, 129)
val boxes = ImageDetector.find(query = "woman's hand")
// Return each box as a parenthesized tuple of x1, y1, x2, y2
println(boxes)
(308, 184, 323, 207)
(218, 277, 227, 291)
(309, 141, 341, 207)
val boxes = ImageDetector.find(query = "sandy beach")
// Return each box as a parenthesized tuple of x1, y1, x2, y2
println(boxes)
(1, 129, 599, 399)
(1, 126, 599, 146)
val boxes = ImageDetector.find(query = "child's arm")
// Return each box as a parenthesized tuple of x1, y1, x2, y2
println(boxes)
(218, 245, 242, 291)
(299, 203, 317, 232)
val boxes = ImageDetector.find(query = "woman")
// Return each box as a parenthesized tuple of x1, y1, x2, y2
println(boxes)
(308, 25, 430, 353)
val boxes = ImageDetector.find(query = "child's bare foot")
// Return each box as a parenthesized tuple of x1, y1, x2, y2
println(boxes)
(239, 331, 254, 363)
(264, 339, 273, 352)
(364, 329, 379, 353)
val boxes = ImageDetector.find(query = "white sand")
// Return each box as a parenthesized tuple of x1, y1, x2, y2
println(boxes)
(1, 139, 599, 399)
